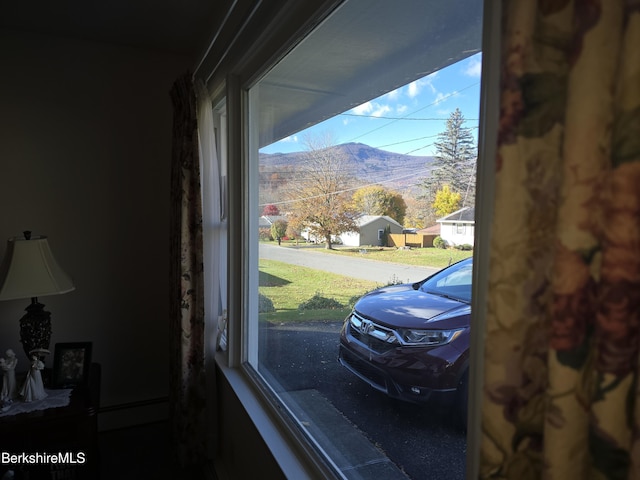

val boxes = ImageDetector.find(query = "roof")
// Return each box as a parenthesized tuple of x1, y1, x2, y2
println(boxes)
(259, 215, 287, 227)
(418, 224, 441, 235)
(355, 215, 403, 228)
(437, 207, 475, 223)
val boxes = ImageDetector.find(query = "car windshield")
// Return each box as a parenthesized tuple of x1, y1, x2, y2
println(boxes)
(420, 258, 473, 303)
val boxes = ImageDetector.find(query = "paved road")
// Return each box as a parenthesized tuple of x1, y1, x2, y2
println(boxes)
(259, 243, 439, 284)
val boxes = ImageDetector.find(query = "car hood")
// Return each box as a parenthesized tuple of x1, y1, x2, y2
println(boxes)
(354, 284, 470, 329)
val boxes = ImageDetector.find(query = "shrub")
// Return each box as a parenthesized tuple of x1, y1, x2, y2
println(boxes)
(433, 236, 446, 249)
(259, 227, 273, 241)
(258, 293, 275, 313)
(455, 243, 473, 251)
(298, 293, 343, 311)
(385, 274, 406, 286)
(270, 219, 288, 241)
(347, 295, 362, 308)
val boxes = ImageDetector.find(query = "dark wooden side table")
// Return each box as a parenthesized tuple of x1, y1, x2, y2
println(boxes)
(0, 363, 101, 480)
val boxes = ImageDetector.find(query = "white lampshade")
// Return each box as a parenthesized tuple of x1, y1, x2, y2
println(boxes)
(0, 234, 75, 300)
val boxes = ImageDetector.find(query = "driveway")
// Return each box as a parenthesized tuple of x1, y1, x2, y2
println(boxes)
(259, 243, 439, 284)
(260, 321, 467, 480)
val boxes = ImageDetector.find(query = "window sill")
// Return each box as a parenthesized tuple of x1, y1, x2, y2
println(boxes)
(214, 352, 341, 480)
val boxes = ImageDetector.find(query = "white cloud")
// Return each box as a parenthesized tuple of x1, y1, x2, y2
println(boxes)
(407, 80, 421, 98)
(383, 89, 400, 101)
(351, 102, 373, 115)
(396, 104, 408, 115)
(463, 55, 482, 78)
(424, 72, 438, 92)
(350, 101, 390, 118)
(280, 135, 298, 143)
(407, 73, 440, 100)
(371, 104, 392, 117)
(434, 92, 448, 105)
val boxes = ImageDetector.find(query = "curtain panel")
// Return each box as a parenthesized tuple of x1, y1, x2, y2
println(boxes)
(169, 73, 207, 468)
(481, 1, 640, 479)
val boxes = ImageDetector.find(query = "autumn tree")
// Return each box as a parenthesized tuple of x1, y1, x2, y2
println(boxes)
(432, 184, 462, 218)
(285, 132, 358, 249)
(351, 185, 407, 225)
(285, 223, 303, 245)
(262, 204, 280, 216)
(270, 219, 288, 244)
(403, 196, 432, 229)
(421, 108, 477, 212)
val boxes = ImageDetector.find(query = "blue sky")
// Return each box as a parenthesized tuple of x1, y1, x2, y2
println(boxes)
(260, 52, 482, 157)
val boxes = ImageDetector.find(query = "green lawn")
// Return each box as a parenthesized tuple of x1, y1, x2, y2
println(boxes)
(258, 245, 473, 323)
(259, 259, 377, 323)
(273, 241, 473, 268)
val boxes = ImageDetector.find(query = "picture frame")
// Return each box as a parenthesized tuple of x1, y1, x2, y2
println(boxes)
(52, 342, 92, 388)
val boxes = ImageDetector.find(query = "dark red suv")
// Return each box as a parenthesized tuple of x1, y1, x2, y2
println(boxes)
(338, 257, 471, 427)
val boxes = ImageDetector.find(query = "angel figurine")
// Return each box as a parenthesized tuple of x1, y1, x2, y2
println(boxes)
(20, 355, 47, 402)
(1, 349, 18, 402)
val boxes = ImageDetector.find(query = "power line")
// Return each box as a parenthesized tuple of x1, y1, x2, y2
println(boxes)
(344, 82, 480, 144)
(341, 114, 479, 121)
(258, 170, 421, 207)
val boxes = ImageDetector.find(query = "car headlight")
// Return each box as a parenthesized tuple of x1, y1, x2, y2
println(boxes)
(398, 328, 463, 346)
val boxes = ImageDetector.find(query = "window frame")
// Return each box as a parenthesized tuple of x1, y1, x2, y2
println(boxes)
(207, 0, 502, 478)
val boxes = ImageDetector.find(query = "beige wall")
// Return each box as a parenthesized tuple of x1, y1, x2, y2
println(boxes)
(0, 28, 191, 425)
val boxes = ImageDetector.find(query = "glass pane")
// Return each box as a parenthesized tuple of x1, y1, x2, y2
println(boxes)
(247, 1, 482, 478)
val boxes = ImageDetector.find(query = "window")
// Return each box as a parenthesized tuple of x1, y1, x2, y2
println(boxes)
(217, 0, 491, 477)
(457, 223, 466, 234)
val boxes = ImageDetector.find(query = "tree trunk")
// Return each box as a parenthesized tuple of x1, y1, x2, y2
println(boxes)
(325, 234, 332, 249)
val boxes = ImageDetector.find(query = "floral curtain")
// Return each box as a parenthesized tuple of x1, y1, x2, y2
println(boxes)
(169, 73, 207, 468)
(481, 1, 640, 478)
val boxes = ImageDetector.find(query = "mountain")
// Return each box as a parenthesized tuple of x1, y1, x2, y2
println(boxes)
(259, 142, 433, 192)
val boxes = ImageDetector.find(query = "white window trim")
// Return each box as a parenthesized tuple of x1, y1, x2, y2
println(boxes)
(213, 1, 502, 478)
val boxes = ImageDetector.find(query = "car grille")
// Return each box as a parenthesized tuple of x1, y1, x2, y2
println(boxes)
(349, 312, 399, 354)
(340, 349, 387, 392)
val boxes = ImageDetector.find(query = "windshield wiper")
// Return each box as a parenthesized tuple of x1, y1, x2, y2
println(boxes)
(423, 290, 466, 303)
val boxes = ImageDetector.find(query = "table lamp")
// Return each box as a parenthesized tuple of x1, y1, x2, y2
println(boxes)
(0, 231, 75, 360)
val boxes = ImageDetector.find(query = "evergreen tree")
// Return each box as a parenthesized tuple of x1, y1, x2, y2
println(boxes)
(422, 108, 477, 209)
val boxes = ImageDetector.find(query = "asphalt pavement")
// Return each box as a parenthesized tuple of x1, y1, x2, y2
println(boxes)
(260, 321, 467, 480)
(257, 244, 466, 479)
(259, 243, 439, 284)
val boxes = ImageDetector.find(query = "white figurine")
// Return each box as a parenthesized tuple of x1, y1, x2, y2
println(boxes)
(20, 355, 47, 402)
(1, 349, 18, 401)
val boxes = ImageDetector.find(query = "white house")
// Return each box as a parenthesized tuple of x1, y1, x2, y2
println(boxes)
(437, 207, 475, 246)
(339, 215, 404, 247)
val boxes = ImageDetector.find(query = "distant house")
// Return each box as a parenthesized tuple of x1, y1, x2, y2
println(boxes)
(339, 215, 403, 247)
(404, 223, 440, 248)
(437, 207, 475, 246)
(417, 224, 441, 236)
(259, 215, 287, 229)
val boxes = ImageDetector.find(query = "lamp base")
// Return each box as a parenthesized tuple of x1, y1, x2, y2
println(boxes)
(19, 300, 52, 360)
